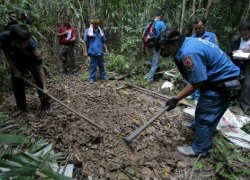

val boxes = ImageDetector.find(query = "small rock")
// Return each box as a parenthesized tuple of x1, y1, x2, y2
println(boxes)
(177, 161, 187, 168)
(144, 162, 157, 168)
(148, 107, 155, 113)
(125, 166, 136, 176)
(90, 145, 98, 149)
(117, 172, 130, 180)
(141, 167, 153, 178)
(109, 172, 116, 180)
(99, 167, 105, 177)
(162, 166, 171, 177)
(153, 168, 160, 178)
(136, 103, 142, 107)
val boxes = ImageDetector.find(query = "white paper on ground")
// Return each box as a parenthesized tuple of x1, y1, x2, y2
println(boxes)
(183, 107, 250, 149)
(59, 164, 74, 177)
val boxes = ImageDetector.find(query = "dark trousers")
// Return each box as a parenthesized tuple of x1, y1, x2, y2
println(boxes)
(239, 62, 250, 112)
(60, 44, 76, 73)
(11, 66, 50, 110)
(89, 55, 106, 82)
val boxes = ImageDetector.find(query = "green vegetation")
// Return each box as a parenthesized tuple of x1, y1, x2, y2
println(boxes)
(0, 112, 69, 179)
(211, 133, 250, 179)
(106, 53, 130, 75)
(0, 0, 249, 179)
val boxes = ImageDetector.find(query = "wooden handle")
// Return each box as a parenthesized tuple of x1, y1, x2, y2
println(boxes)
(22, 77, 104, 130)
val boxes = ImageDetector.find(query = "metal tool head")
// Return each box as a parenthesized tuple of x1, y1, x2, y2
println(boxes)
(123, 137, 134, 151)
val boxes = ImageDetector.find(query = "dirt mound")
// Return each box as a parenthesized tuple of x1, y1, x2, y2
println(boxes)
(0, 74, 215, 179)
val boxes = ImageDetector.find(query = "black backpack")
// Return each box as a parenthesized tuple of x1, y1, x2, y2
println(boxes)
(142, 21, 156, 48)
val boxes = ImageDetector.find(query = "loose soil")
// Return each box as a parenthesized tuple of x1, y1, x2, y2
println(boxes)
(0, 73, 216, 179)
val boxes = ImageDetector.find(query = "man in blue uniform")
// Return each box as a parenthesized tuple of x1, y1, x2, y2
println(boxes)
(145, 11, 167, 83)
(0, 25, 50, 116)
(192, 17, 218, 45)
(189, 17, 218, 102)
(159, 29, 240, 156)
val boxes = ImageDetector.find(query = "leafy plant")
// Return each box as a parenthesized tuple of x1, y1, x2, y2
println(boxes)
(81, 71, 89, 81)
(242, 123, 250, 134)
(211, 133, 250, 179)
(193, 161, 204, 171)
(130, 73, 147, 87)
(106, 53, 130, 74)
(0, 112, 70, 179)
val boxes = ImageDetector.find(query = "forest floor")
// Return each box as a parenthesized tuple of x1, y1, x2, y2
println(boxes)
(0, 69, 221, 180)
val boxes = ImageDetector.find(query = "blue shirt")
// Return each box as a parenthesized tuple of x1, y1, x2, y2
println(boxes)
(84, 28, 107, 56)
(192, 31, 218, 46)
(154, 19, 166, 37)
(174, 37, 240, 84)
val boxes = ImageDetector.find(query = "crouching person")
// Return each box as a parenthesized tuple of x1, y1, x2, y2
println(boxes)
(160, 29, 241, 157)
(0, 25, 50, 117)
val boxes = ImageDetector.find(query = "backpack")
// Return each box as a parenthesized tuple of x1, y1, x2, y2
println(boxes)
(142, 21, 156, 48)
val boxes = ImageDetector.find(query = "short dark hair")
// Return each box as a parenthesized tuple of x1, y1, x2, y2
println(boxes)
(8, 11, 17, 15)
(155, 11, 164, 17)
(9, 25, 30, 42)
(239, 21, 250, 31)
(194, 17, 206, 25)
(159, 29, 184, 45)
(63, 15, 71, 20)
(8, 11, 17, 18)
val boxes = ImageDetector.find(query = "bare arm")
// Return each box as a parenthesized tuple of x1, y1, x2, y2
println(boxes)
(104, 43, 109, 54)
(56, 28, 67, 37)
(83, 42, 88, 57)
(57, 32, 67, 37)
(175, 83, 200, 101)
(68, 28, 76, 42)
(242, 47, 250, 53)
(38, 64, 47, 91)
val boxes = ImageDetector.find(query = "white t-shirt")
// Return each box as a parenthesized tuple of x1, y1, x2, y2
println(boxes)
(239, 37, 250, 50)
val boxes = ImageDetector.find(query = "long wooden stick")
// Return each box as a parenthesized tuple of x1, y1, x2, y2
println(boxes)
(125, 83, 193, 107)
(22, 77, 104, 130)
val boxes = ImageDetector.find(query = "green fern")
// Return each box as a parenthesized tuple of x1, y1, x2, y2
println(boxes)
(211, 133, 250, 179)
(0, 112, 71, 179)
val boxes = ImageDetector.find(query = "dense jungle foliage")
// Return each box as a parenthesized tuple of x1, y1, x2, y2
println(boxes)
(0, 0, 250, 179)
(0, 0, 249, 80)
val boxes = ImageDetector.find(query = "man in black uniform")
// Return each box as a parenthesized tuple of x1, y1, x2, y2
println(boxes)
(0, 25, 50, 116)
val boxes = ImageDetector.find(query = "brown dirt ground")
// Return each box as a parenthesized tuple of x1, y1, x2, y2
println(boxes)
(0, 73, 217, 180)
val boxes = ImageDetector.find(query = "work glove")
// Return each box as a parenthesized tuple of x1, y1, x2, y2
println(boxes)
(166, 98, 179, 111)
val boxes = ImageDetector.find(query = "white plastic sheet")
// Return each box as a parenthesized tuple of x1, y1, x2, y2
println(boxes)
(183, 107, 250, 149)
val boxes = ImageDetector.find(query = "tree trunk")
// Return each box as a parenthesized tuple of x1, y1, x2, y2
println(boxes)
(87, 0, 96, 19)
(180, 0, 187, 33)
(239, 0, 250, 24)
(189, 0, 196, 19)
(204, 0, 213, 19)
(198, 0, 202, 9)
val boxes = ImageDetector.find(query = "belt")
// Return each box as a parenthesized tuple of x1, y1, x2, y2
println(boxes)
(200, 76, 239, 91)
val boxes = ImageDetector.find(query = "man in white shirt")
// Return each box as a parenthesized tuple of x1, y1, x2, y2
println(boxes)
(228, 20, 250, 115)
